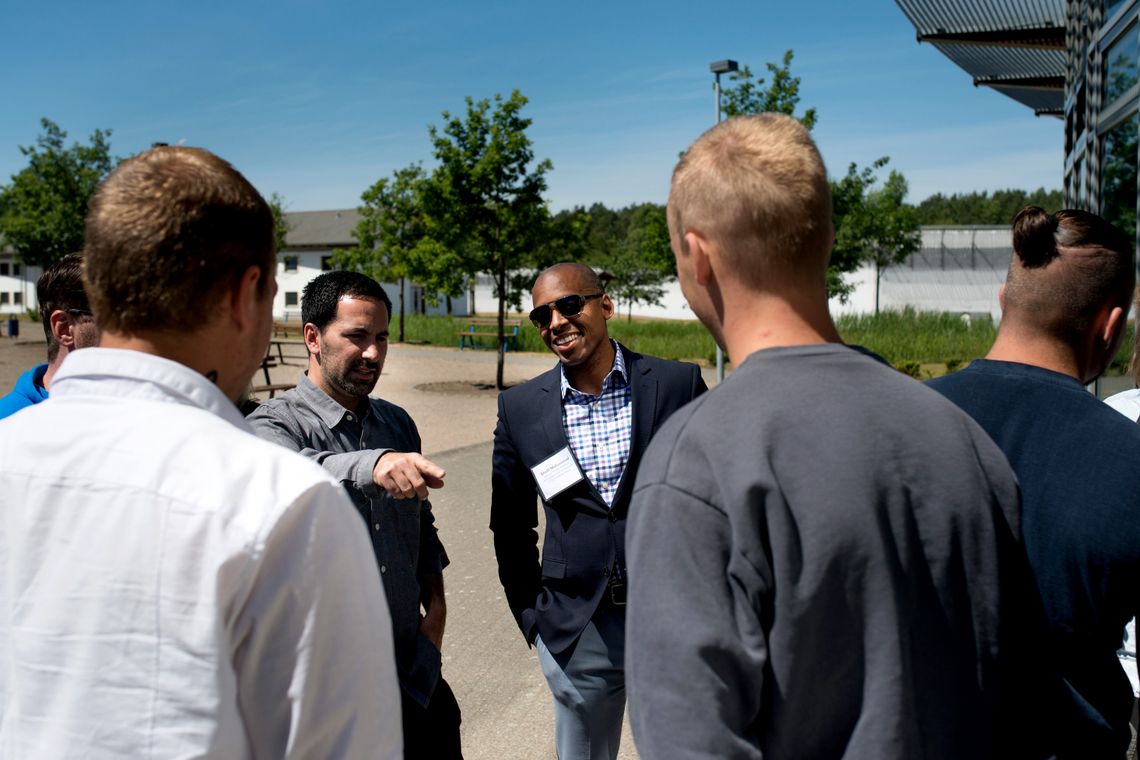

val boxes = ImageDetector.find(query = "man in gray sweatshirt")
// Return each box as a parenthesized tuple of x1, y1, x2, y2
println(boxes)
(624, 114, 1054, 759)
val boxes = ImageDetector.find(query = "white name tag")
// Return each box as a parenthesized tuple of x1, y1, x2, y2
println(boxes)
(530, 446, 586, 501)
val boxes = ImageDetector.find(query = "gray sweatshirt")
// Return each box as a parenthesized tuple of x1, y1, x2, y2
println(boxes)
(626, 344, 1052, 759)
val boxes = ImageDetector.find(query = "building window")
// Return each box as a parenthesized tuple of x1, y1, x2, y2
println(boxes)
(1105, 23, 1138, 107)
(12, 293, 21, 306)
(0, 263, 8, 276)
(1108, 0, 1133, 23)
(11, 264, 19, 276)
(0, 293, 8, 305)
(283, 256, 299, 272)
(321, 255, 334, 271)
(285, 291, 299, 307)
(1102, 113, 1138, 242)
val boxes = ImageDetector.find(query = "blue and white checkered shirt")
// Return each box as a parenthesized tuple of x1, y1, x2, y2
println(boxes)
(560, 341, 632, 508)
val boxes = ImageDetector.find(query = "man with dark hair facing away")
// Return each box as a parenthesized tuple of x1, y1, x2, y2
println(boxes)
(0, 252, 99, 418)
(491, 261, 707, 760)
(248, 270, 461, 760)
(929, 206, 1140, 758)
(625, 114, 1052, 759)
(0, 146, 402, 758)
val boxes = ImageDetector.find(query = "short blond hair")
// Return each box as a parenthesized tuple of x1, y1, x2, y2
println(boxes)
(668, 114, 832, 287)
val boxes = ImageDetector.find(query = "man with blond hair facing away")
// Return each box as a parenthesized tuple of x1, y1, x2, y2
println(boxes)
(0, 146, 402, 758)
(625, 114, 1053, 758)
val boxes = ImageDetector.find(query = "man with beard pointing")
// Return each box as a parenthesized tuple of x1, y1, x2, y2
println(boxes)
(248, 270, 461, 759)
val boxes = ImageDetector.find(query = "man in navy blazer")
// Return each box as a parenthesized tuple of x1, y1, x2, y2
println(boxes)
(491, 262, 707, 760)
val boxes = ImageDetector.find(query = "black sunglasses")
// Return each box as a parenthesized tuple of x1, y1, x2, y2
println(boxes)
(529, 293, 604, 328)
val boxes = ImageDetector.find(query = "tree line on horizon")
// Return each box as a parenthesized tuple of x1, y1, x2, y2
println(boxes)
(0, 52, 1069, 389)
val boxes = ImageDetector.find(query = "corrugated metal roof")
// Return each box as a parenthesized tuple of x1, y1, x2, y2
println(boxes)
(895, 0, 1065, 115)
(897, 0, 1064, 38)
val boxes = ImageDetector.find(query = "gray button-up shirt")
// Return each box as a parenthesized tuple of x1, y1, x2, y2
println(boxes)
(247, 373, 448, 705)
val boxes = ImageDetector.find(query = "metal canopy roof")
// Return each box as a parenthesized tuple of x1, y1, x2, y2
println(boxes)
(895, 0, 1066, 117)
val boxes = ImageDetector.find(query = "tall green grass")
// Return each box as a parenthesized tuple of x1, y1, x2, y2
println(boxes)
(835, 308, 996, 366)
(397, 309, 1137, 375)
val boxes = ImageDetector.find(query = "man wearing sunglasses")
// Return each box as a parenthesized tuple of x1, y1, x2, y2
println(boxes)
(0, 252, 99, 419)
(490, 262, 707, 760)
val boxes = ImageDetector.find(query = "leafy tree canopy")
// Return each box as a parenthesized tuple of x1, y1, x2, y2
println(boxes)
(267, 192, 291, 253)
(561, 202, 675, 318)
(914, 188, 1064, 226)
(831, 160, 921, 307)
(422, 90, 554, 388)
(0, 118, 116, 267)
(721, 49, 818, 130)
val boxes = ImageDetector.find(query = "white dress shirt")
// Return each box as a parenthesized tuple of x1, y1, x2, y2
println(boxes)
(0, 348, 402, 759)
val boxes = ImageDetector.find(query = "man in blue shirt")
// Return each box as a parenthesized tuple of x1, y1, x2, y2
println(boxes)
(0, 252, 98, 419)
(929, 206, 1140, 758)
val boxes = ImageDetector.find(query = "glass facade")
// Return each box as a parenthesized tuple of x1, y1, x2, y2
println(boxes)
(1105, 23, 1138, 105)
(1103, 115, 1138, 241)
(1065, 0, 1138, 253)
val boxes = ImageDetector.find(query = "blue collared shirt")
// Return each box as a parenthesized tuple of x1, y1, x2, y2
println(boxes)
(560, 341, 632, 508)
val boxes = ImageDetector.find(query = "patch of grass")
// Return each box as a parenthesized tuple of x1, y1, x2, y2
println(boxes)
(836, 308, 996, 366)
(606, 319, 718, 364)
(401, 313, 720, 363)
(395, 309, 1140, 376)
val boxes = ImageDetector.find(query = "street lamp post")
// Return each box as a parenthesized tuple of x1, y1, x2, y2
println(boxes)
(709, 59, 738, 383)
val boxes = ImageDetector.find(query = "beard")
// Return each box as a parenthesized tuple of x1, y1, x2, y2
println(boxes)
(324, 358, 381, 400)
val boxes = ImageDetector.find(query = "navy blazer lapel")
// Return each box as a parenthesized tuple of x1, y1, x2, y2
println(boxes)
(539, 364, 568, 456)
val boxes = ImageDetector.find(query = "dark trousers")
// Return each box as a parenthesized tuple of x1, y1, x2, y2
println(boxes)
(401, 676, 463, 760)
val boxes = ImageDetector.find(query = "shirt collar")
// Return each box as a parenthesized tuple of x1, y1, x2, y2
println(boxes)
(560, 340, 628, 398)
(297, 372, 368, 428)
(51, 348, 248, 429)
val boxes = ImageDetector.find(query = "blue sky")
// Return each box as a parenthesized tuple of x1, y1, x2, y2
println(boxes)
(0, 1, 1062, 213)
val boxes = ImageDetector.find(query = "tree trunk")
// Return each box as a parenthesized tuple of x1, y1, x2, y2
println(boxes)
(496, 266, 507, 390)
(446, 294, 453, 316)
(469, 280, 476, 316)
(874, 262, 881, 315)
(398, 276, 406, 343)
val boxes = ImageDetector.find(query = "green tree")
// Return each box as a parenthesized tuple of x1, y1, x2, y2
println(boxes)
(831, 159, 921, 309)
(332, 164, 431, 342)
(915, 188, 1064, 225)
(0, 118, 115, 267)
(422, 90, 553, 389)
(267, 193, 292, 253)
(584, 203, 674, 319)
(721, 49, 818, 130)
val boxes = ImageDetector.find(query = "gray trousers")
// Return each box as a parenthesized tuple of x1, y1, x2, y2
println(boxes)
(535, 601, 626, 760)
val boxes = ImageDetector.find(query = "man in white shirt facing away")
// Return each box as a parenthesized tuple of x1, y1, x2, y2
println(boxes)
(0, 145, 402, 759)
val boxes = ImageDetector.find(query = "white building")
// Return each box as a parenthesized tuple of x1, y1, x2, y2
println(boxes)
(0, 252, 40, 317)
(274, 209, 470, 322)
